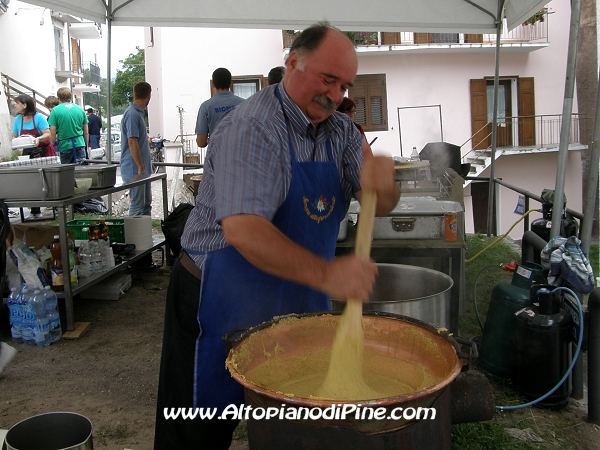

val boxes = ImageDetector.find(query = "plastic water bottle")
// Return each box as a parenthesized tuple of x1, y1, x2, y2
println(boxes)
(7, 288, 23, 344)
(68, 238, 78, 288)
(89, 240, 103, 273)
(99, 239, 111, 270)
(77, 242, 92, 278)
(410, 146, 420, 161)
(43, 286, 62, 343)
(20, 288, 36, 346)
(31, 290, 50, 347)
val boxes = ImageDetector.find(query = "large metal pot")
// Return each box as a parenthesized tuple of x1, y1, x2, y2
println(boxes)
(331, 264, 453, 328)
(4, 412, 93, 450)
(225, 312, 462, 435)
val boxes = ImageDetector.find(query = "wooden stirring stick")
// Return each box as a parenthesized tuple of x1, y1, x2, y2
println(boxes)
(319, 189, 377, 399)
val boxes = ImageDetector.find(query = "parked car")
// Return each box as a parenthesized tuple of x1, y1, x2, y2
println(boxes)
(98, 130, 122, 162)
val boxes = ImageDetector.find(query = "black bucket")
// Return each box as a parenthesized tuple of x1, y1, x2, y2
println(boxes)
(4, 412, 93, 450)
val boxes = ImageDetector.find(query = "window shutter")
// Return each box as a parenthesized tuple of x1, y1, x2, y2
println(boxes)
(351, 76, 367, 126)
(465, 34, 483, 43)
(414, 33, 432, 44)
(381, 32, 401, 45)
(349, 74, 388, 132)
(367, 74, 387, 132)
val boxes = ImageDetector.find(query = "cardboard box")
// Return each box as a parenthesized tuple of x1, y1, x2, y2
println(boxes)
(8, 223, 74, 251)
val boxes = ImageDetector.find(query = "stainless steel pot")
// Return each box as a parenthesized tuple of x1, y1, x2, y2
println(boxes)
(331, 264, 453, 328)
(5, 412, 93, 450)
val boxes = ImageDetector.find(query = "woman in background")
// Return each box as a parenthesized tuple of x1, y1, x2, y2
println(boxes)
(337, 97, 365, 136)
(337, 97, 373, 160)
(11, 94, 55, 217)
(12, 94, 54, 158)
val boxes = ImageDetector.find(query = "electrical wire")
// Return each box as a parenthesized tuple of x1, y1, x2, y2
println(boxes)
(466, 209, 538, 264)
(495, 286, 583, 411)
(472, 264, 503, 333)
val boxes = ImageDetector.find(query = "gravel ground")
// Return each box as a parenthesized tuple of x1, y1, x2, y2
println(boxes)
(108, 174, 195, 220)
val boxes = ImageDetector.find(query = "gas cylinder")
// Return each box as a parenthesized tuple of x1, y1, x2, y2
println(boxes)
(514, 285, 573, 409)
(478, 262, 546, 381)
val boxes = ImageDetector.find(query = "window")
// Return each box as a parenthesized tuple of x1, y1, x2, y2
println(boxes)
(348, 74, 388, 132)
(54, 25, 66, 72)
(231, 76, 263, 99)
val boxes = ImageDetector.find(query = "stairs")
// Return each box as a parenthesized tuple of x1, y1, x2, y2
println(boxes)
(1, 72, 50, 117)
(463, 143, 588, 187)
(465, 149, 498, 186)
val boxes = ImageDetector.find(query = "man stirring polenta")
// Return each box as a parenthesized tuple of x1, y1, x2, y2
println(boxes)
(154, 22, 400, 450)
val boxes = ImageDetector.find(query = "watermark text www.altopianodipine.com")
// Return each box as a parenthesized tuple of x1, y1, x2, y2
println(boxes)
(164, 404, 437, 421)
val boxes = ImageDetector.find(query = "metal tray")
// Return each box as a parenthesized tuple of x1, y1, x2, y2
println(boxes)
(74, 165, 118, 189)
(0, 164, 75, 200)
(372, 200, 463, 240)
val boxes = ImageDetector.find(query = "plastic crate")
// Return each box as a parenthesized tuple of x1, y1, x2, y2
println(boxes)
(67, 219, 125, 244)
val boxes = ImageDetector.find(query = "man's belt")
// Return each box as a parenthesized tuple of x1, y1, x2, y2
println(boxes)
(179, 250, 202, 281)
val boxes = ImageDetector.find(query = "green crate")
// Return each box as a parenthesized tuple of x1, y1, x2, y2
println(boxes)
(67, 219, 125, 243)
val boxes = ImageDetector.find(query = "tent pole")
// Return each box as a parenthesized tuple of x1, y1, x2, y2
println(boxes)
(550, 0, 584, 403)
(486, 0, 504, 237)
(105, 1, 113, 214)
(106, 1, 112, 165)
(550, 0, 581, 239)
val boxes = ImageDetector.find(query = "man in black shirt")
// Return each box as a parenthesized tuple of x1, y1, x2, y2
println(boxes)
(86, 107, 102, 149)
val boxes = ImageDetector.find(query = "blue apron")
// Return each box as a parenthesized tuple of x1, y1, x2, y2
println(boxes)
(188, 89, 347, 411)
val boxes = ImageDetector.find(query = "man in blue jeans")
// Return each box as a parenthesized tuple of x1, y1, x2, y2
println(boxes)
(86, 107, 102, 150)
(120, 82, 152, 216)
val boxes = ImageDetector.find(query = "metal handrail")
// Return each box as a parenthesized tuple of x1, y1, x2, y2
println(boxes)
(460, 113, 588, 163)
(467, 175, 584, 237)
(1, 72, 50, 117)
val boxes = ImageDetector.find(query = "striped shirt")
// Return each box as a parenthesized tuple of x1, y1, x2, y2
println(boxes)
(181, 82, 363, 268)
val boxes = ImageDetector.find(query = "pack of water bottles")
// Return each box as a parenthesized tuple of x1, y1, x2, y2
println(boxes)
(6, 284, 62, 347)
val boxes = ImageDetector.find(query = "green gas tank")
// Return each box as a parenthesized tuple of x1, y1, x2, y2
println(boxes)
(478, 261, 546, 381)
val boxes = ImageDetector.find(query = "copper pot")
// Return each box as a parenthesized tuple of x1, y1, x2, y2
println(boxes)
(225, 312, 462, 434)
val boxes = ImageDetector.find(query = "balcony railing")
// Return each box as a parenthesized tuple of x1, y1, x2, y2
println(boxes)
(82, 61, 101, 85)
(461, 113, 589, 162)
(68, 61, 101, 86)
(282, 13, 548, 49)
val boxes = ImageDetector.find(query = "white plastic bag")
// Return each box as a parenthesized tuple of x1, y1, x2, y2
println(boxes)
(8, 241, 47, 289)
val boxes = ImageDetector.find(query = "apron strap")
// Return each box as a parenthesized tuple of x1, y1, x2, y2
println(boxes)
(69, 138, 78, 162)
(274, 86, 333, 163)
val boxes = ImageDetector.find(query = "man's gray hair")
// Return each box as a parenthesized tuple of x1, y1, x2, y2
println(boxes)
(288, 21, 348, 70)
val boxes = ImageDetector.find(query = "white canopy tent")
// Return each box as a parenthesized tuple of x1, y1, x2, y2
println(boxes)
(16, 0, 546, 32)
(17, 0, 595, 245)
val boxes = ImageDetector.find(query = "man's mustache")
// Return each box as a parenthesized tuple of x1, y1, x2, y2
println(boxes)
(313, 95, 336, 110)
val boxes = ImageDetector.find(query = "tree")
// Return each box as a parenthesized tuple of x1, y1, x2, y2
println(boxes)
(111, 47, 145, 109)
(576, 0, 598, 236)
